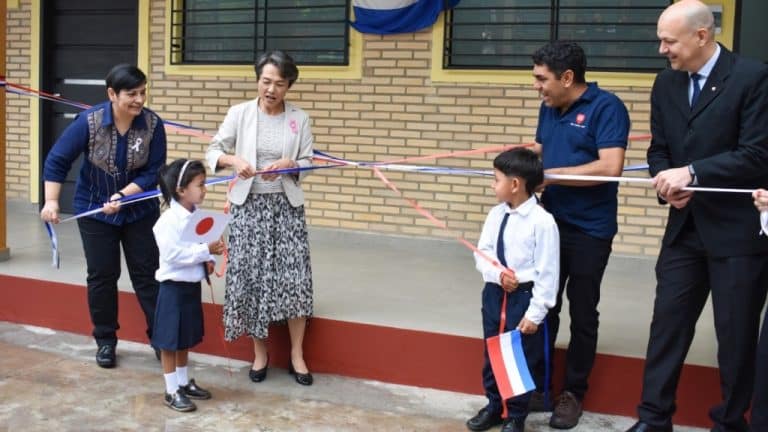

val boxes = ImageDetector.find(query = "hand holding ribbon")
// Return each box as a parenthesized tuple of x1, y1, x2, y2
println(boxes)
(753, 189, 768, 235)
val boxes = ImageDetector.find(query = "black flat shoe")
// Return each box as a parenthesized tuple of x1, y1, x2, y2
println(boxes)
(249, 355, 269, 383)
(288, 363, 313, 386)
(96, 344, 116, 368)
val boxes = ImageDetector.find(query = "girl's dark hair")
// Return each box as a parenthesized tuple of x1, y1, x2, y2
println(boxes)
(254, 50, 299, 87)
(105, 64, 147, 93)
(493, 148, 544, 196)
(157, 159, 206, 207)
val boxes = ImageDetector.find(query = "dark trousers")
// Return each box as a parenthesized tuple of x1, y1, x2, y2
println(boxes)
(481, 282, 545, 420)
(637, 221, 768, 431)
(77, 211, 160, 346)
(538, 221, 612, 399)
(751, 309, 768, 431)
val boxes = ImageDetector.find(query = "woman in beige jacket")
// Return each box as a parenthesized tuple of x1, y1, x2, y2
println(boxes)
(206, 50, 314, 386)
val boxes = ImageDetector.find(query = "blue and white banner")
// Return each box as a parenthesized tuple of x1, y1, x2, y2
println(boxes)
(351, 0, 460, 35)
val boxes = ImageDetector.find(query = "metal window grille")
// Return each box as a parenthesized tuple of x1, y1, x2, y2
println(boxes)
(444, 0, 671, 72)
(170, 0, 350, 66)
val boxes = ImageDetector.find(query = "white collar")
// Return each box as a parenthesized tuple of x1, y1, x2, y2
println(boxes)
(169, 199, 194, 218)
(694, 43, 721, 80)
(506, 195, 538, 216)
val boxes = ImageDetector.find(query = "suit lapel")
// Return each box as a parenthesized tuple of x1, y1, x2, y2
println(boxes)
(283, 103, 298, 159)
(250, 98, 260, 165)
(672, 72, 690, 117)
(690, 47, 733, 120)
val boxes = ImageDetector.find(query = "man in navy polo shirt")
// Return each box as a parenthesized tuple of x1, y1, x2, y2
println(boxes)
(530, 41, 630, 430)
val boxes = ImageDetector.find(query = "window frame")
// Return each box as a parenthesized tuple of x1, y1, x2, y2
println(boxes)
(165, 0, 362, 79)
(442, 1, 671, 74)
(430, 13, 655, 87)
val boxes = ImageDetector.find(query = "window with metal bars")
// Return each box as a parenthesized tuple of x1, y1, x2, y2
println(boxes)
(444, 0, 671, 73)
(169, 0, 350, 66)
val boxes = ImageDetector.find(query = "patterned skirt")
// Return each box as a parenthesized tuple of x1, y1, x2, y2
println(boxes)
(223, 193, 313, 340)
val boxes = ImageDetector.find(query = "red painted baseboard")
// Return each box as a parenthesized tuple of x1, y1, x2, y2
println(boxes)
(0, 274, 719, 428)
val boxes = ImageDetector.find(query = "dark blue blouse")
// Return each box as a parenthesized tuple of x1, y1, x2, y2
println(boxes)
(43, 101, 167, 225)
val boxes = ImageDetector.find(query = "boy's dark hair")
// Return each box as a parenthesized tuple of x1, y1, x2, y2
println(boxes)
(157, 159, 206, 207)
(255, 50, 299, 87)
(105, 64, 147, 93)
(532, 41, 587, 84)
(493, 148, 543, 196)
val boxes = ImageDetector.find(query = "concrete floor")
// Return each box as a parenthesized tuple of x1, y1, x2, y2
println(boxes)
(0, 321, 707, 432)
(0, 200, 719, 366)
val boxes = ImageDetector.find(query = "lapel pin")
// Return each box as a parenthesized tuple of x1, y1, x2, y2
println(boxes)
(711, 86, 716, 91)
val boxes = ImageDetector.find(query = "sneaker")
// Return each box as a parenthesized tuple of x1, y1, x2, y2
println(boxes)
(180, 379, 211, 400)
(549, 391, 582, 429)
(95, 345, 116, 368)
(528, 390, 552, 412)
(164, 390, 196, 412)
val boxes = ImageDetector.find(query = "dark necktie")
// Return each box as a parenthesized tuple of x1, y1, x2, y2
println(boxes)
(496, 212, 510, 267)
(690, 73, 702, 107)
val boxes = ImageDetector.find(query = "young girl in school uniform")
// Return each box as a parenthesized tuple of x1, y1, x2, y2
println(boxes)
(152, 158, 225, 412)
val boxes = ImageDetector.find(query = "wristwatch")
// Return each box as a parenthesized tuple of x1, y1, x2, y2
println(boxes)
(687, 164, 698, 186)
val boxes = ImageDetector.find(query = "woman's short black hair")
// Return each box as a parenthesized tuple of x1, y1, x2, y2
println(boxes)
(254, 50, 299, 87)
(532, 41, 587, 84)
(157, 159, 206, 207)
(493, 148, 544, 196)
(105, 64, 147, 93)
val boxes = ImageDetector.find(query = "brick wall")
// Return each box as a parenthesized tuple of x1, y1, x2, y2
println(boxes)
(5, 0, 668, 257)
(4, 0, 31, 199)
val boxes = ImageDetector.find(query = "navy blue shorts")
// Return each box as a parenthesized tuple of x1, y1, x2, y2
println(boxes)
(151, 280, 204, 351)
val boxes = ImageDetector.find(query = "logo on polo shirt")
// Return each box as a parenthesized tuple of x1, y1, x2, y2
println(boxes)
(569, 113, 587, 129)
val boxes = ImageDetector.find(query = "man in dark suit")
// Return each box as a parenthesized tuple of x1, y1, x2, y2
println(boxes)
(626, 1, 768, 431)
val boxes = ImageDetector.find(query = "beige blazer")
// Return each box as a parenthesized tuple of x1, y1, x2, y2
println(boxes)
(205, 98, 314, 207)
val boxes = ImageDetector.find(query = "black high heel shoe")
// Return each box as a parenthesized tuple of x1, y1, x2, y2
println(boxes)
(288, 362, 313, 386)
(249, 355, 269, 383)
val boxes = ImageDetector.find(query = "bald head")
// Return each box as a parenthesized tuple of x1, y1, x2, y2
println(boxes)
(660, 0, 715, 40)
(657, 0, 718, 72)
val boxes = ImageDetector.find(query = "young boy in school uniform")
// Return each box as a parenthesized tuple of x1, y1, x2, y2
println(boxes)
(466, 148, 560, 432)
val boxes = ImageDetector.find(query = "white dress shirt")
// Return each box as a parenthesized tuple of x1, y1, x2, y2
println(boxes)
(690, 43, 721, 105)
(475, 195, 560, 324)
(153, 200, 215, 283)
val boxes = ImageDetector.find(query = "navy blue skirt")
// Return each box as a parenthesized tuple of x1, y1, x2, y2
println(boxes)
(151, 280, 204, 351)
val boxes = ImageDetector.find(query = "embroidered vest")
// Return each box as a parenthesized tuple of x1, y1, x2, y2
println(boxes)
(86, 108, 157, 174)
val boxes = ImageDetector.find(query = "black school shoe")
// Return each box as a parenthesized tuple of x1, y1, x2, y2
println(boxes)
(466, 407, 503, 431)
(501, 418, 526, 432)
(96, 345, 116, 368)
(165, 390, 196, 412)
(180, 379, 212, 400)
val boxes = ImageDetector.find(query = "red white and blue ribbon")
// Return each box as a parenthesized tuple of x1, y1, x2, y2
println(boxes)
(5, 78, 760, 270)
